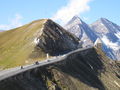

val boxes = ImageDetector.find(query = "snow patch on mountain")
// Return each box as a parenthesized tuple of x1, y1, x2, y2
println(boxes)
(34, 38, 39, 44)
(101, 35, 120, 51)
(115, 32, 120, 39)
(90, 18, 120, 60)
(65, 16, 97, 47)
(65, 16, 120, 60)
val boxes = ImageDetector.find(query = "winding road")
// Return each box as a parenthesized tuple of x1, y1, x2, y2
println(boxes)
(0, 47, 93, 81)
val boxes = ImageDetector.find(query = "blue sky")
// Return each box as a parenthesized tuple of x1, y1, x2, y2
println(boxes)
(0, 0, 120, 30)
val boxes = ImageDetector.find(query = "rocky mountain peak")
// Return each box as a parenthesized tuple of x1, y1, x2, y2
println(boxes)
(99, 17, 108, 22)
(91, 18, 120, 34)
(32, 19, 80, 56)
(93, 18, 111, 24)
(90, 18, 120, 60)
(65, 16, 83, 29)
(0, 19, 80, 68)
(65, 16, 120, 60)
(65, 16, 97, 48)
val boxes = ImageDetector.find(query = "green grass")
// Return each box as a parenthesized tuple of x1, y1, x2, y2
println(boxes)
(0, 19, 47, 69)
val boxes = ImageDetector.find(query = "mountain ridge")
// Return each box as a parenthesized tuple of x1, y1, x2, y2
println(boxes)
(0, 18, 120, 90)
(65, 16, 120, 60)
(65, 16, 97, 47)
(90, 18, 120, 60)
(0, 19, 79, 69)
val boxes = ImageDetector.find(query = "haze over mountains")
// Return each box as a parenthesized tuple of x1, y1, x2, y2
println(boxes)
(65, 16, 120, 60)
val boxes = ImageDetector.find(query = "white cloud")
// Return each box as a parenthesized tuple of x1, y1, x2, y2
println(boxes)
(0, 14, 23, 30)
(52, 0, 92, 24)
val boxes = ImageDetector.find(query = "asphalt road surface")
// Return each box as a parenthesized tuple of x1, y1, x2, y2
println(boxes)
(0, 47, 93, 81)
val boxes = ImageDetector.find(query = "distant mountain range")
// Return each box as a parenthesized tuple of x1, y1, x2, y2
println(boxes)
(65, 16, 120, 60)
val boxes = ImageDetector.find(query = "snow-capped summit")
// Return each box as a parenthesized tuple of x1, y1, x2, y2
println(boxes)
(90, 18, 120, 60)
(91, 18, 120, 35)
(65, 16, 97, 47)
(90, 18, 120, 44)
(65, 16, 120, 60)
(65, 16, 83, 28)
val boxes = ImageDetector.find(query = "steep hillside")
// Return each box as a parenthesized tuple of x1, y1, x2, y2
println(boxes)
(0, 19, 79, 69)
(0, 47, 120, 90)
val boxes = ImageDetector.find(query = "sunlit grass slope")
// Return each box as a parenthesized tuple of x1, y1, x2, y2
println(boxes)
(0, 19, 47, 69)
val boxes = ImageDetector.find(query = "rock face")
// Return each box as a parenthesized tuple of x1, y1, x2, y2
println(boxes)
(0, 47, 120, 90)
(36, 19, 79, 55)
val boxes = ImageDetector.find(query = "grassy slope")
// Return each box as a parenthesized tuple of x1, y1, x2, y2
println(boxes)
(0, 19, 47, 69)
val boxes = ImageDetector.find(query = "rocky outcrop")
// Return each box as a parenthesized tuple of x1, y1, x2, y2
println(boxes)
(0, 47, 120, 90)
(36, 19, 79, 56)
